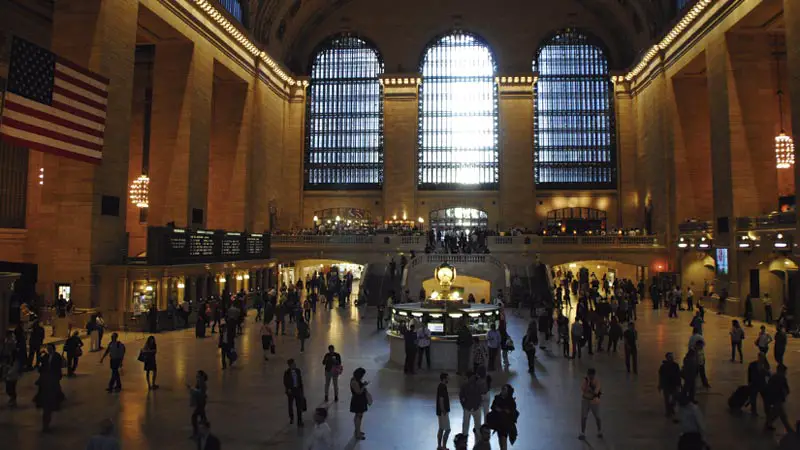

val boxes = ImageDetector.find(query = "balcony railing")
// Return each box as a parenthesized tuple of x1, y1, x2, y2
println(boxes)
(737, 211, 796, 231)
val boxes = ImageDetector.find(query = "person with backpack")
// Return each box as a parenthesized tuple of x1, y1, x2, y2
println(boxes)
(500, 329, 514, 368)
(488, 384, 519, 450)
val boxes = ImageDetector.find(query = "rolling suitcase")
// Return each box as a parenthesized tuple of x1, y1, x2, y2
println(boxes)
(727, 385, 751, 410)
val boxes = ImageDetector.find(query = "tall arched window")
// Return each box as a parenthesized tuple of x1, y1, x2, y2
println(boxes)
(534, 30, 616, 189)
(305, 35, 384, 189)
(418, 32, 498, 190)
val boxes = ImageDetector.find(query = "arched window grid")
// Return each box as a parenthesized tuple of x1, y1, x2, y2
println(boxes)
(533, 30, 617, 190)
(218, 0, 243, 22)
(418, 32, 499, 190)
(305, 35, 384, 190)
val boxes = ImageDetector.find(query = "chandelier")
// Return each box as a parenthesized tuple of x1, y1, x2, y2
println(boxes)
(773, 49, 795, 169)
(129, 174, 150, 208)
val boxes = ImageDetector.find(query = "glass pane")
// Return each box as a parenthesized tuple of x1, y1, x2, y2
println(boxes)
(418, 33, 498, 188)
(306, 36, 384, 188)
(533, 31, 616, 189)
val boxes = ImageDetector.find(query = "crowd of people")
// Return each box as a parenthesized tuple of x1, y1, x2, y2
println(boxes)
(1, 262, 799, 450)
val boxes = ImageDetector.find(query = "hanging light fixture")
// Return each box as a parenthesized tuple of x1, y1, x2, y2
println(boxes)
(130, 174, 150, 208)
(773, 48, 795, 169)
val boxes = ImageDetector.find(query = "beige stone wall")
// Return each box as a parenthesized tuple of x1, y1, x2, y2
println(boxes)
(533, 193, 619, 230)
(498, 85, 534, 229)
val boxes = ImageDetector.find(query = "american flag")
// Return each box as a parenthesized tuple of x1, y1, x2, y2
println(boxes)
(0, 37, 108, 164)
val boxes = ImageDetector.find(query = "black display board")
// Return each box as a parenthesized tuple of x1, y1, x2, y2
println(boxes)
(146, 227, 270, 265)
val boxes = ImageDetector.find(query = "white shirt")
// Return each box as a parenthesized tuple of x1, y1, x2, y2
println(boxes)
(309, 422, 333, 450)
(486, 330, 501, 349)
(417, 327, 431, 348)
(757, 333, 773, 348)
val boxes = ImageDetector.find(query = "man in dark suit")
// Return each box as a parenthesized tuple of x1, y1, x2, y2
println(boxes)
(37, 343, 64, 431)
(28, 320, 45, 369)
(196, 419, 221, 450)
(282, 359, 305, 426)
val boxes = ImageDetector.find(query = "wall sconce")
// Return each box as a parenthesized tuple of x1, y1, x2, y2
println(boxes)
(738, 236, 752, 250)
(218, 276, 226, 283)
(244, 274, 250, 280)
(697, 237, 711, 250)
(38, 167, 44, 185)
(177, 282, 186, 289)
(678, 237, 689, 249)
(236, 274, 244, 281)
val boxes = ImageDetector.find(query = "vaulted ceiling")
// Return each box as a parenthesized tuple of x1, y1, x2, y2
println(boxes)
(246, 0, 680, 73)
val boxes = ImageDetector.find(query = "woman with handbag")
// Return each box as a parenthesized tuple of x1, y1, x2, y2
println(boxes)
(63, 331, 83, 377)
(487, 384, 519, 450)
(350, 367, 370, 440)
(260, 322, 274, 361)
(140, 336, 158, 390)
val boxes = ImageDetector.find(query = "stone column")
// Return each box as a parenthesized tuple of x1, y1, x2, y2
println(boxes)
(380, 74, 421, 222)
(279, 83, 306, 229)
(614, 79, 639, 228)
(706, 34, 740, 299)
(148, 41, 213, 228)
(46, 0, 137, 308)
(208, 77, 251, 231)
(786, 0, 800, 234)
(497, 76, 535, 229)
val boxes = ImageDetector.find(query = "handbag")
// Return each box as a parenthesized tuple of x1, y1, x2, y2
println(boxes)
(300, 395, 307, 412)
(332, 364, 344, 376)
(270, 343, 276, 354)
(365, 389, 373, 406)
(137, 350, 146, 362)
(228, 348, 238, 362)
(75, 347, 83, 357)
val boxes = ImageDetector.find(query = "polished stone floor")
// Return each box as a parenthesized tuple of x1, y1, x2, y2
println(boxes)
(1, 301, 798, 450)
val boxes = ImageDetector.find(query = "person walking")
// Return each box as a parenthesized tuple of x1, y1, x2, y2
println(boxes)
(678, 395, 707, 449)
(36, 343, 64, 432)
(763, 293, 773, 323)
(187, 370, 208, 439)
(658, 352, 681, 421)
(63, 330, 83, 377)
(744, 295, 754, 327)
(85, 418, 120, 450)
(764, 364, 794, 434)
(100, 333, 126, 393)
(27, 320, 45, 370)
(689, 329, 710, 389)
(3, 351, 20, 407)
(459, 372, 482, 443)
(283, 359, 306, 427)
(747, 352, 770, 416)
(260, 321, 274, 361)
(323, 345, 342, 402)
(376, 303, 386, 330)
(275, 301, 286, 336)
(486, 323, 501, 371)
(436, 373, 452, 450)
(456, 323, 473, 376)
(595, 317, 608, 353)
(500, 329, 514, 368)
(756, 325, 773, 355)
(140, 335, 158, 390)
(297, 317, 310, 353)
(730, 320, 745, 363)
(417, 321, 432, 370)
(774, 325, 787, 365)
(682, 343, 700, 403)
(309, 407, 334, 450)
(488, 384, 519, 450)
(557, 311, 570, 357)
(218, 323, 235, 370)
(471, 337, 488, 375)
(570, 319, 583, 359)
(522, 323, 538, 374)
(579, 368, 603, 440)
(404, 324, 418, 375)
(686, 287, 694, 312)
(350, 367, 370, 440)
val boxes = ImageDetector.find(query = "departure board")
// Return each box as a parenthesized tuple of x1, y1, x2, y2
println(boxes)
(146, 227, 270, 265)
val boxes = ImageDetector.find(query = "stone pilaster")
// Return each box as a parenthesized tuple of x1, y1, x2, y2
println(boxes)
(280, 82, 307, 229)
(613, 78, 639, 228)
(786, 0, 800, 237)
(706, 34, 739, 298)
(380, 74, 421, 223)
(497, 75, 535, 229)
(148, 41, 213, 228)
(43, 0, 137, 307)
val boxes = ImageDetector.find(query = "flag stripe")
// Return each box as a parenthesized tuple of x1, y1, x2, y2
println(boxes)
(2, 117, 104, 151)
(52, 98, 106, 124)
(52, 85, 107, 112)
(0, 126, 102, 163)
(56, 56, 109, 85)
(56, 63, 108, 91)
(54, 77, 107, 106)
(54, 69, 108, 99)
(3, 108, 104, 143)
(6, 94, 105, 132)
